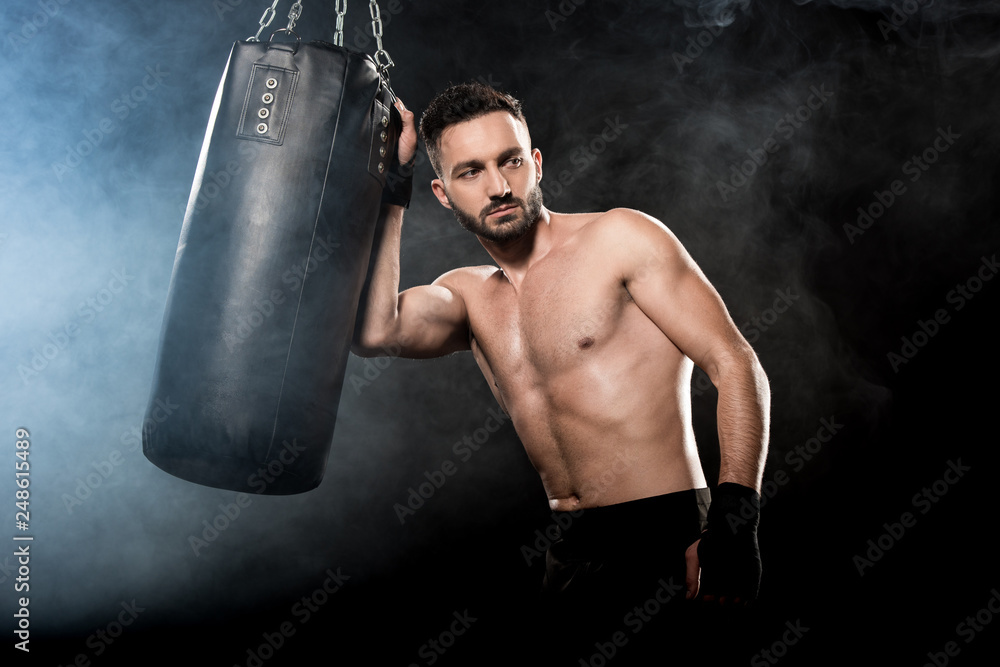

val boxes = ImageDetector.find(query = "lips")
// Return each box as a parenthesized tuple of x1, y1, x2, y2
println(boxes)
(488, 204, 518, 217)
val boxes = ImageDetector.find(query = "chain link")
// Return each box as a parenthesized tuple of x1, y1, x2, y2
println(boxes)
(334, 0, 347, 46)
(286, 1, 303, 32)
(249, 0, 393, 75)
(249, 0, 282, 41)
(369, 0, 394, 73)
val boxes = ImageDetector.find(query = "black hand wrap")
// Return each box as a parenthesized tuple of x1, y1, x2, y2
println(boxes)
(697, 482, 762, 601)
(381, 156, 414, 209)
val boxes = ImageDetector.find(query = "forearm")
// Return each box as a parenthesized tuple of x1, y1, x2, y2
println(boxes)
(352, 203, 405, 355)
(698, 352, 768, 602)
(713, 348, 770, 492)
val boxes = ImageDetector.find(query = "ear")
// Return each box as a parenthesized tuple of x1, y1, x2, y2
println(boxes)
(431, 178, 452, 209)
(531, 147, 543, 182)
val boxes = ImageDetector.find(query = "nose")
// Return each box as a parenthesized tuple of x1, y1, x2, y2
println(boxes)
(485, 165, 511, 199)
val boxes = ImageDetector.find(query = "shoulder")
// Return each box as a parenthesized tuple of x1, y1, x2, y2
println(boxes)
(571, 207, 686, 259)
(430, 264, 502, 297)
(565, 208, 704, 286)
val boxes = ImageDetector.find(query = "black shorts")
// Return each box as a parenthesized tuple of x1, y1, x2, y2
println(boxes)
(535, 488, 715, 665)
(542, 488, 711, 600)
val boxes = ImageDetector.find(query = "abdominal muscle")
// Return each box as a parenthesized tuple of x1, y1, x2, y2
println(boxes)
(477, 334, 708, 512)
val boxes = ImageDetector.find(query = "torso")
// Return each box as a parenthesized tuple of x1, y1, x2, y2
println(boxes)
(453, 211, 707, 511)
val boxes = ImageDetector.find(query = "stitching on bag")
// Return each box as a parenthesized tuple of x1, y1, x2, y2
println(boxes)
(262, 55, 350, 466)
(236, 64, 298, 145)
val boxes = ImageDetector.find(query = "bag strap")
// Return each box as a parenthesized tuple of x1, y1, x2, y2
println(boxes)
(247, 1, 395, 78)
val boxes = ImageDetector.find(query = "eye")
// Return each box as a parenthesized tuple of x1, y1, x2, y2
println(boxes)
(459, 168, 479, 179)
(505, 157, 523, 168)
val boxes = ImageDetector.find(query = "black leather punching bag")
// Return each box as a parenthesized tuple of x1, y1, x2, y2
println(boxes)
(143, 3, 401, 494)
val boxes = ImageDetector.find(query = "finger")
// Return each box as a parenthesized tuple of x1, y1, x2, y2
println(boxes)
(390, 98, 417, 165)
(393, 97, 415, 129)
(395, 97, 414, 123)
(684, 539, 701, 600)
(394, 101, 411, 126)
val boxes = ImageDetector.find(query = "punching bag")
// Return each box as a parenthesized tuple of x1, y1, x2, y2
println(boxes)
(143, 1, 401, 495)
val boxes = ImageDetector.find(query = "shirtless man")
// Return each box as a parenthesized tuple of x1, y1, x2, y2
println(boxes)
(354, 82, 770, 657)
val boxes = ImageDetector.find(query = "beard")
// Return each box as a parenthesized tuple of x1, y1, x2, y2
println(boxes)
(446, 183, 544, 244)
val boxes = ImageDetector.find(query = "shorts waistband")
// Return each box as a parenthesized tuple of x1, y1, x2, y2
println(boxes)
(553, 487, 711, 552)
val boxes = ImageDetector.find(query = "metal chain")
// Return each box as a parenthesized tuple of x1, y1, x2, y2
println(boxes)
(334, 0, 347, 46)
(249, 0, 393, 75)
(285, 1, 303, 32)
(369, 0, 394, 73)
(249, 0, 282, 41)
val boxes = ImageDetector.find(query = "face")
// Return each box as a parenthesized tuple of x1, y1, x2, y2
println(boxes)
(431, 111, 544, 245)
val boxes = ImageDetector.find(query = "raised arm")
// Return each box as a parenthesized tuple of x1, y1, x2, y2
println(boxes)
(351, 98, 471, 360)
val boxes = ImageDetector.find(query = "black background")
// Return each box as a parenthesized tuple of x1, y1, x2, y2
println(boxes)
(1, 1, 997, 665)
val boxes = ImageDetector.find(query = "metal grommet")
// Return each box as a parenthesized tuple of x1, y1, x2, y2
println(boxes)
(258, 108, 270, 119)
(379, 146, 386, 157)
(265, 77, 278, 89)
(380, 130, 387, 142)
(381, 115, 388, 127)
(256, 122, 269, 134)
(262, 92, 274, 104)
(377, 162, 384, 173)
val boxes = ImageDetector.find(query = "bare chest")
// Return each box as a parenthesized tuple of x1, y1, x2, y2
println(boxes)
(468, 249, 634, 387)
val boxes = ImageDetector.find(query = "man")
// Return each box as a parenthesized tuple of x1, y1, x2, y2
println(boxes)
(354, 82, 770, 662)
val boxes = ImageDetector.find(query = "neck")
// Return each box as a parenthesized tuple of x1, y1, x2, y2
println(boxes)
(477, 207, 553, 288)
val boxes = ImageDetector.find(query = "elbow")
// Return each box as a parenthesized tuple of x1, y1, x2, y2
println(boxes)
(350, 315, 383, 357)
(351, 308, 395, 357)
(351, 333, 387, 358)
(739, 344, 768, 386)
(350, 342, 378, 358)
(351, 326, 401, 358)
(707, 342, 769, 393)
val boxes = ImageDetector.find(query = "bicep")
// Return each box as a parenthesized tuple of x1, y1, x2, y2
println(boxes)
(394, 276, 471, 359)
(620, 215, 750, 380)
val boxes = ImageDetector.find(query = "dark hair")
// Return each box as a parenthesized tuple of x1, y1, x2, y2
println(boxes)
(419, 81, 526, 178)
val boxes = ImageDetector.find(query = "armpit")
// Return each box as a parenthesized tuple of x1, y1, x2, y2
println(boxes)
(470, 333, 509, 414)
